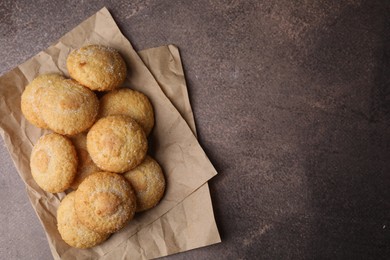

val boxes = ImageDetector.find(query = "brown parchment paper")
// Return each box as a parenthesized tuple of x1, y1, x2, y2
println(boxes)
(0, 7, 219, 259)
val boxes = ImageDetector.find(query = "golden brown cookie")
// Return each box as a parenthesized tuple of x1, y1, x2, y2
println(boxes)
(123, 156, 165, 212)
(57, 192, 110, 248)
(21, 73, 65, 129)
(30, 133, 77, 193)
(87, 115, 148, 173)
(69, 133, 101, 189)
(74, 172, 137, 234)
(66, 45, 127, 91)
(99, 88, 155, 136)
(38, 78, 99, 135)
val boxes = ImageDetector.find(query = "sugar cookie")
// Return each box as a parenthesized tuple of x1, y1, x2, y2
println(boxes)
(67, 45, 127, 91)
(39, 78, 99, 135)
(74, 172, 137, 234)
(57, 192, 110, 248)
(30, 133, 77, 193)
(99, 88, 154, 136)
(123, 156, 165, 212)
(21, 73, 65, 129)
(87, 115, 148, 173)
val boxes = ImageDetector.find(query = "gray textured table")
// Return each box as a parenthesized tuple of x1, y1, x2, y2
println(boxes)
(1, 1, 390, 259)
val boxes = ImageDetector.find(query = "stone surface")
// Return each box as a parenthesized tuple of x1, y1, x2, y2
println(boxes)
(1, 0, 390, 259)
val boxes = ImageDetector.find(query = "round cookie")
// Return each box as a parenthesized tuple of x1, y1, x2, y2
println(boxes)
(123, 156, 165, 212)
(39, 78, 99, 135)
(74, 172, 137, 234)
(21, 73, 65, 129)
(57, 192, 110, 248)
(66, 45, 127, 91)
(87, 115, 148, 173)
(99, 88, 154, 136)
(30, 133, 77, 193)
(69, 133, 101, 189)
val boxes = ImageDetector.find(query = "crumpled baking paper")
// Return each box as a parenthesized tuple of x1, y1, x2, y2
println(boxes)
(0, 7, 220, 259)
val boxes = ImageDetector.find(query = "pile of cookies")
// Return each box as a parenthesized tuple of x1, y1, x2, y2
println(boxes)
(21, 45, 166, 248)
